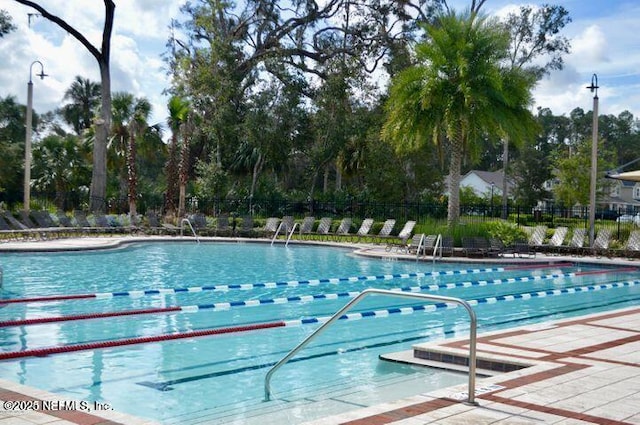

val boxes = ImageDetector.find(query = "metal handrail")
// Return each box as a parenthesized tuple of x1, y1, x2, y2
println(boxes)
(180, 218, 199, 243)
(414, 234, 425, 262)
(264, 288, 478, 405)
(433, 234, 443, 264)
(285, 223, 299, 246)
(271, 222, 285, 245)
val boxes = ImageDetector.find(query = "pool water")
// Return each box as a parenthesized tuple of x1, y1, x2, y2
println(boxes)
(0, 242, 638, 424)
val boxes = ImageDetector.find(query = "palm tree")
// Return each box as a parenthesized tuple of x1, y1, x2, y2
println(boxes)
(61, 76, 101, 135)
(110, 92, 151, 218)
(166, 96, 190, 218)
(382, 10, 537, 225)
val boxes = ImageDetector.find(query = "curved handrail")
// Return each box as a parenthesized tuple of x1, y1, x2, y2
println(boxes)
(271, 222, 285, 245)
(264, 288, 478, 405)
(433, 234, 443, 264)
(180, 218, 199, 243)
(285, 222, 299, 246)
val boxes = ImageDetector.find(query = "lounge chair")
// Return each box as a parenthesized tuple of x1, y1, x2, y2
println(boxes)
(586, 228, 612, 257)
(556, 228, 586, 256)
(214, 214, 231, 236)
(312, 217, 332, 240)
(298, 216, 316, 239)
(376, 219, 396, 243)
(332, 218, 352, 240)
(281, 216, 295, 235)
(352, 218, 374, 242)
(620, 230, 640, 258)
(143, 210, 179, 235)
(385, 220, 416, 251)
(30, 210, 69, 238)
(407, 234, 437, 255)
(262, 217, 281, 238)
(0, 214, 26, 241)
(189, 212, 209, 235)
(56, 210, 75, 228)
(538, 226, 568, 255)
(441, 236, 455, 257)
(238, 215, 255, 237)
(462, 237, 490, 257)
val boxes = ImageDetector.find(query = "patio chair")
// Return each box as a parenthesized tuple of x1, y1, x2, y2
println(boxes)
(238, 215, 255, 237)
(261, 217, 281, 238)
(528, 225, 548, 247)
(352, 218, 374, 242)
(538, 226, 568, 255)
(557, 228, 586, 256)
(586, 228, 612, 257)
(312, 217, 332, 240)
(375, 219, 396, 243)
(332, 217, 352, 240)
(281, 216, 295, 235)
(189, 212, 210, 235)
(0, 214, 26, 242)
(385, 220, 416, 251)
(441, 236, 455, 257)
(620, 230, 640, 258)
(298, 216, 316, 239)
(214, 214, 231, 236)
(1, 211, 44, 241)
(462, 237, 489, 257)
(407, 234, 437, 256)
(56, 210, 74, 228)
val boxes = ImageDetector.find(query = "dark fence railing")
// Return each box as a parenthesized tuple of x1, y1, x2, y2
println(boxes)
(2, 192, 638, 238)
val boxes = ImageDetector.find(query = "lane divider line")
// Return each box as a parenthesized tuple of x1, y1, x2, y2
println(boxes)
(1, 267, 630, 328)
(1, 278, 638, 361)
(0, 264, 579, 305)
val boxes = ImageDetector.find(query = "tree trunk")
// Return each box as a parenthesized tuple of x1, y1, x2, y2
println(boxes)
(90, 59, 111, 212)
(165, 134, 178, 216)
(127, 132, 137, 219)
(447, 132, 464, 226)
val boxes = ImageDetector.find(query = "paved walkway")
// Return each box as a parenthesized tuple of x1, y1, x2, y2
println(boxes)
(305, 306, 640, 425)
(0, 236, 638, 424)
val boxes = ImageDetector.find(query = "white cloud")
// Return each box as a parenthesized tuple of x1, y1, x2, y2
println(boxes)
(1, 0, 639, 130)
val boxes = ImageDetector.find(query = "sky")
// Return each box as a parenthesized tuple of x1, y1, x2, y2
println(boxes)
(1, 0, 639, 136)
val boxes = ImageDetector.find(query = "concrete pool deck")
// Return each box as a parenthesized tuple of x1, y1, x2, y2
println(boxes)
(0, 235, 638, 424)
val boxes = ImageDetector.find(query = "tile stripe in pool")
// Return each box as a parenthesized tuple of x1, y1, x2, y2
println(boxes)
(0, 271, 581, 327)
(0, 278, 638, 360)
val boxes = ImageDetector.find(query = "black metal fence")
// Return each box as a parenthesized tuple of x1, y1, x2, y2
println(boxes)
(2, 191, 637, 233)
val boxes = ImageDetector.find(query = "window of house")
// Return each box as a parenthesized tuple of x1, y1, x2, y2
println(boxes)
(635, 186, 640, 199)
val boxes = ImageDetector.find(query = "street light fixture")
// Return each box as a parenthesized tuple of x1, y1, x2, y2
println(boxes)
(587, 74, 599, 246)
(24, 60, 48, 213)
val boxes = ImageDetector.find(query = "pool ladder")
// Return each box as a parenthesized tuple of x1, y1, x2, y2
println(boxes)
(414, 234, 444, 264)
(180, 218, 200, 243)
(270, 222, 298, 246)
(264, 288, 479, 406)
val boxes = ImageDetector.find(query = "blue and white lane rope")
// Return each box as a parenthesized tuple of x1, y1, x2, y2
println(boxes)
(0, 270, 586, 327)
(180, 272, 574, 312)
(2, 279, 638, 359)
(94, 266, 509, 299)
(281, 279, 640, 326)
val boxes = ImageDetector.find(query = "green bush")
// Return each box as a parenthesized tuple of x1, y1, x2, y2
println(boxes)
(485, 220, 528, 246)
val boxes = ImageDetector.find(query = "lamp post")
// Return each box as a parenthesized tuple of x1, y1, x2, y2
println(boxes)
(587, 74, 599, 246)
(490, 182, 495, 217)
(24, 60, 48, 213)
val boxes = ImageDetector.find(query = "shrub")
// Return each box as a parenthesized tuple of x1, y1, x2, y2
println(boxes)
(485, 220, 527, 246)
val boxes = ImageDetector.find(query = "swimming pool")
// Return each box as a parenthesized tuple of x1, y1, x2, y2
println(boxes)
(0, 241, 638, 424)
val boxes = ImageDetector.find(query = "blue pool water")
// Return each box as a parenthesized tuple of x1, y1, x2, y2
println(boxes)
(0, 241, 639, 424)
